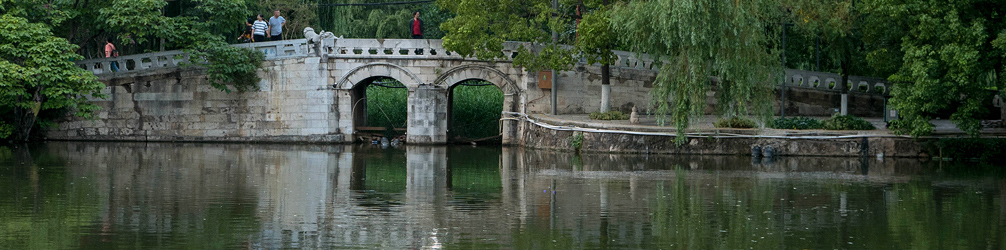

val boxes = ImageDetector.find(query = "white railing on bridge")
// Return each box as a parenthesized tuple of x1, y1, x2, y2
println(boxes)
(76, 39, 312, 75)
(329, 39, 524, 61)
(74, 37, 886, 94)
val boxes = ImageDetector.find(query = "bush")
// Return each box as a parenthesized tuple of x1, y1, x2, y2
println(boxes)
(714, 116, 756, 128)
(822, 114, 876, 130)
(770, 117, 823, 129)
(933, 138, 1006, 163)
(589, 111, 629, 120)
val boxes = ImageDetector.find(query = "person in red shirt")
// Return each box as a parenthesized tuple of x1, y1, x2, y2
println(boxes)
(409, 11, 423, 39)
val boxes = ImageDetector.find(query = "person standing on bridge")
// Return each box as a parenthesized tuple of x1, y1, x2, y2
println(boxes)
(409, 11, 423, 39)
(104, 38, 119, 72)
(268, 10, 286, 41)
(252, 14, 268, 42)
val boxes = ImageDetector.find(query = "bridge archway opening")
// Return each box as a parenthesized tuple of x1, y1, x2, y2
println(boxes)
(351, 76, 409, 141)
(447, 79, 505, 143)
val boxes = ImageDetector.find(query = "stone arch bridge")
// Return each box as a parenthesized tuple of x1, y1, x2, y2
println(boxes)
(55, 37, 889, 144)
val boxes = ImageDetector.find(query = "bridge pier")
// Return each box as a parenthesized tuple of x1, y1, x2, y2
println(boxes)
(407, 85, 449, 144)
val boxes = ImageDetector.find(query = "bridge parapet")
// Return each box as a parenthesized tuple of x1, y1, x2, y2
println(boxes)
(784, 69, 889, 95)
(76, 39, 313, 76)
(330, 38, 524, 61)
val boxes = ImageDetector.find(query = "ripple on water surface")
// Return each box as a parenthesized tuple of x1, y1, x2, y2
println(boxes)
(0, 142, 1003, 249)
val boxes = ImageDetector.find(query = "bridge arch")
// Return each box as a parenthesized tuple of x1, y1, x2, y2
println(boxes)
(334, 63, 421, 142)
(335, 62, 424, 90)
(434, 65, 519, 96)
(435, 65, 520, 144)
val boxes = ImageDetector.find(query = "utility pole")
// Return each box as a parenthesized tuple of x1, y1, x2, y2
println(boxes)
(550, 0, 559, 115)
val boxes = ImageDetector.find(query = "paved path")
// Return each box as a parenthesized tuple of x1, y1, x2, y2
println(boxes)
(531, 114, 1006, 137)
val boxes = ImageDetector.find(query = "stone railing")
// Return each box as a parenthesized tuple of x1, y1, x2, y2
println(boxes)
(329, 39, 525, 61)
(784, 69, 889, 95)
(611, 50, 658, 71)
(76, 39, 312, 76)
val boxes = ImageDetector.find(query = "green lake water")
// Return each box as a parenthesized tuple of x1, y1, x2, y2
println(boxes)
(1, 142, 1004, 249)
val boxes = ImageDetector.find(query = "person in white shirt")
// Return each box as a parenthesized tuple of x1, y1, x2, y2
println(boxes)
(252, 14, 268, 42)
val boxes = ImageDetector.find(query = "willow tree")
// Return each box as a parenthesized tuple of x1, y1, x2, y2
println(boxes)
(610, 0, 782, 142)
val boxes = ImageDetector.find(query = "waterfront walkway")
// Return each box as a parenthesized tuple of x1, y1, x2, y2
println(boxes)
(532, 114, 1006, 137)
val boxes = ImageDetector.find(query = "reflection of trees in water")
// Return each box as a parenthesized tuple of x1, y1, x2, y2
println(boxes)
(0, 145, 101, 249)
(31, 142, 266, 249)
(886, 182, 1004, 249)
(645, 168, 1005, 249)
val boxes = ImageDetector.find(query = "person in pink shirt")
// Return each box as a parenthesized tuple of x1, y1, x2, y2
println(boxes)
(105, 38, 119, 72)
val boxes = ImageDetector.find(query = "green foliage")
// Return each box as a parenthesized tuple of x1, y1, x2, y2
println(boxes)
(932, 138, 1005, 163)
(450, 83, 504, 140)
(0, 14, 105, 141)
(365, 82, 409, 131)
(188, 41, 265, 93)
(437, 0, 579, 72)
(714, 117, 757, 129)
(100, 0, 264, 93)
(860, 0, 1006, 137)
(822, 114, 875, 130)
(569, 131, 584, 152)
(770, 116, 823, 129)
(589, 111, 629, 120)
(611, 0, 781, 144)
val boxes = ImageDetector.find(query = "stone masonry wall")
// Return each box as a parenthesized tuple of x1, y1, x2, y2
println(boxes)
(48, 57, 345, 142)
(523, 63, 888, 117)
(519, 121, 929, 157)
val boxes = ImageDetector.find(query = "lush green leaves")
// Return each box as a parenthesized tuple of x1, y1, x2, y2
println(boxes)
(861, 0, 1006, 137)
(611, 0, 782, 143)
(0, 14, 105, 141)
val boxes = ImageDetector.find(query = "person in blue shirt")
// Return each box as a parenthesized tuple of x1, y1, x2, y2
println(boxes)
(268, 10, 286, 41)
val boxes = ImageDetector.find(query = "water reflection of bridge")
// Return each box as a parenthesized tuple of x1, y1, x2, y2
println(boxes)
(40, 142, 999, 249)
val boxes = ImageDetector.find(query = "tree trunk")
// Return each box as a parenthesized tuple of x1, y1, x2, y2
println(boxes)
(600, 63, 611, 112)
(839, 49, 851, 116)
(13, 88, 42, 142)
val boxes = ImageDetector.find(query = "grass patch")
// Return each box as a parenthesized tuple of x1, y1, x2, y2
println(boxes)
(770, 117, 823, 130)
(823, 114, 875, 130)
(366, 83, 408, 136)
(589, 111, 629, 120)
(450, 83, 504, 140)
(714, 116, 757, 128)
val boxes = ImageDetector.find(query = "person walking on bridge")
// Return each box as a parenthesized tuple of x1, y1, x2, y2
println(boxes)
(104, 38, 119, 72)
(409, 11, 423, 39)
(252, 14, 268, 42)
(268, 10, 286, 41)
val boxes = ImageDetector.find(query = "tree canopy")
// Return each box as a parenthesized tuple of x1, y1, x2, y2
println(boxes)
(610, 0, 783, 141)
(0, 14, 105, 141)
(861, 0, 1006, 137)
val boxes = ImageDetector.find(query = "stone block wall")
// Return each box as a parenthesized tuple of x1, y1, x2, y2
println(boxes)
(48, 57, 346, 142)
(523, 64, 658, 115)
(522, 63, 889, 117)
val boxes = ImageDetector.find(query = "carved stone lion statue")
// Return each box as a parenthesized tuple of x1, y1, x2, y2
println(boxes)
(303, 27, 340, 57)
